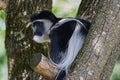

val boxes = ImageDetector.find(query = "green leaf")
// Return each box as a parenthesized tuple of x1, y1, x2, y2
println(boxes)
(0, 10, 6, 20)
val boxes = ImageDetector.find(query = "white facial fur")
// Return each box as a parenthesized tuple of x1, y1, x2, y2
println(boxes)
(33, 19, 53, 43)
(33, 35, 50, 43)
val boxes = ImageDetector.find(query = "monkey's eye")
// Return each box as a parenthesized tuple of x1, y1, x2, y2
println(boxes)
(33, 22, 44, 27)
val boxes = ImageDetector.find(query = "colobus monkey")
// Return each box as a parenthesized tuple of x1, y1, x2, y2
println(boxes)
(30, 10, 91, 80)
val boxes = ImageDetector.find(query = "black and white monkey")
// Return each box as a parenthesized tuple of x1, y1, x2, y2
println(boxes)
(30, 10, 91, 80)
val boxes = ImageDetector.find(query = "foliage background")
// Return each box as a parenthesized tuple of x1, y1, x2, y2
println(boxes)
(0, 0, 120, 80)
(0, 10, 7, 80)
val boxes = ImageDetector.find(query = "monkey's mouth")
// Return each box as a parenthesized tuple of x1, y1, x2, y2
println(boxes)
(33, 35, 50, 43)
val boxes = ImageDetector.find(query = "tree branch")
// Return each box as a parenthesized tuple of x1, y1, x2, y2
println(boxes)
(30, 53, 59, 80)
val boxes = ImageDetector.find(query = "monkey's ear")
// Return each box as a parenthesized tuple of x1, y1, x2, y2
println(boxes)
(38, 10, 57, 22)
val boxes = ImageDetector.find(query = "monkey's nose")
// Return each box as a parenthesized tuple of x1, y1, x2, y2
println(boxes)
(34, 31, 43, 36)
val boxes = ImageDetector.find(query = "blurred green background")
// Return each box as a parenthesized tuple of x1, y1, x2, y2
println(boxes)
(0, 0, 120, 80)
(0, 10, 7, 80)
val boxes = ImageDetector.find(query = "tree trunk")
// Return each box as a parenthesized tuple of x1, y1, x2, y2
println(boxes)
(68, 0, 120, 80)
(5, 0, 52, 80)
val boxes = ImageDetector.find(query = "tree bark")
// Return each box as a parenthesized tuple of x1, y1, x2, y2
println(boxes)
(77, 0, 100, 21)
(5, 0, 52, 80)
(68, 0, 120, 80)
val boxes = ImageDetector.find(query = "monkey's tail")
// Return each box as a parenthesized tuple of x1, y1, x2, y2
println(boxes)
(55, 68, 66, 80)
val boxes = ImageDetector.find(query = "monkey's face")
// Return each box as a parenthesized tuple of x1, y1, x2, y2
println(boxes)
(32, 19, 53, 43)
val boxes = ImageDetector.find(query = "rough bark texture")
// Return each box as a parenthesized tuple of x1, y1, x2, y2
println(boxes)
(77, 0, 100, 21)
(5, 0, 52, 80)
(68, 0, 120, 80)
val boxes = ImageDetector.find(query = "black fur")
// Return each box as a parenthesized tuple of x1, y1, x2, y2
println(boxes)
(30, 10, 58, 23)
(49, 21, 76, 64)
(33, 21, 44, 36)
(55, 69, 66, 80)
